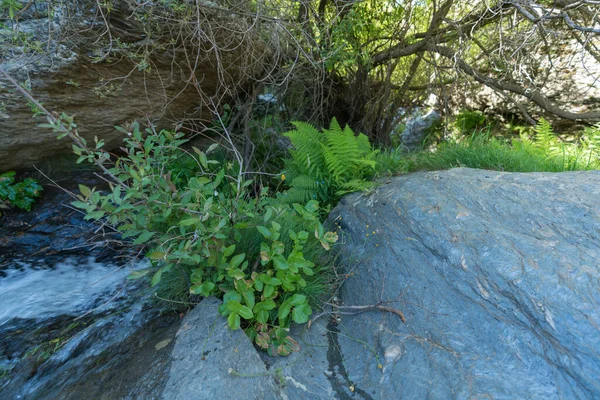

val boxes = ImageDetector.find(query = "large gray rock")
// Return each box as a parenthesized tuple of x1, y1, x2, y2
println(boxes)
(0, 1, 269, 171)
(162, 297, 281, 400)
(331, 168, 600, 399)
(398, 108, 441, 150)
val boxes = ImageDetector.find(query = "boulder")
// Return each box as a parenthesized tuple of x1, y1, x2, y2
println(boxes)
(332, 168, 600, 398)
(0, 1, 270, 171)
(162, 297, 282, 400)
(398, 108, 441, 150)
(151, 168, 600, 399)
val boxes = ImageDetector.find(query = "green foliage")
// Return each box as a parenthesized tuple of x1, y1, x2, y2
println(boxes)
(0, 171, 42, 212)
(455, 110, 488, 133)
(65, 121, 338, 356)
(281, 118, 379, 206)
(0, 0, 21, 20)
(409, 119, 600, 173)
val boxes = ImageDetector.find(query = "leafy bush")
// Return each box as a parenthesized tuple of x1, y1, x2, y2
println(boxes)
(281, 118, 379, 206)
(61, 121, 337, 356)
(0, 171, 42, 212)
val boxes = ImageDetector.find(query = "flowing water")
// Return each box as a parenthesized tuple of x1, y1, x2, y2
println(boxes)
(0, 258, 135, 324)
(0, 173, 180, 399)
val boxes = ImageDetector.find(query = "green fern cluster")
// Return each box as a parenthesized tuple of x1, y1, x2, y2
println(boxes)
(521, 119, 600, 170)
(281, 118, 379, 205)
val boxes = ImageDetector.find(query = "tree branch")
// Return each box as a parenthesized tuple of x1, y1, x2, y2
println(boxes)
(430, 45, 600, 120)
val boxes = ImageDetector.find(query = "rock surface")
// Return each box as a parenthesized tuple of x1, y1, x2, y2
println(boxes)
(0, 1, 268, 171)
(332, 168, 600, 399)
(154, 168, 600, 399)
(398, 108, 441, 150)
(163, 297, 281, 400)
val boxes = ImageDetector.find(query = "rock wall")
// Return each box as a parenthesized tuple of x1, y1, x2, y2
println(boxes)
(0, 1, 269, 171)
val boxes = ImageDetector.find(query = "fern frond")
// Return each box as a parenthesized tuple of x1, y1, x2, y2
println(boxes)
(281, 118, 380, 206)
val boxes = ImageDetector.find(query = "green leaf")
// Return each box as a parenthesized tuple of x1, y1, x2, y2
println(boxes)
(292, 304, 311, 324)
(190, 281, 215, 296)
(256, 226, 271, 238)
(272, 255, 289, 270)
(227, 268, 245, 280)
(254, 300, 276, 312)
(213, 169, 225, 187)
(146, 251, 165, 260)
(206, 143, 219, 154)
(289, 294, 307, 306)
(278, 302, 292, 325)
(264, 207, 273, 222)
(223, 244, 236, 257)
(223, 290, 242, 304)
(151, 269, 162, 287)
(71, 201, 89, 210)
(78, 184, 92, 197)
(227, 312, 241, 330)
(229, 253, 245, 269)
(305, 200, 319, 214)
(85, 210, 105, 220)
(127, 270, 150, 280)
(275, 327, 288, 342)
(179, 218, 200, 226)
(227, 300, 254, 320)
(134, 230, 155, 244)
(263, 284, 275, 298)
(256, 310, 269, 324)
(242, 290, 255, 310)
(260, 275, 282, 286)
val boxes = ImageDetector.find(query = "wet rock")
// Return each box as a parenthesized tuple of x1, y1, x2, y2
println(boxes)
(1, 294, 179, 400)
(162, 297, 281, 400)
(331, 168, 600, 399)
(0, 170, 121, 268)
(0, 168, 179, 399)
(259, 315, 356, 400)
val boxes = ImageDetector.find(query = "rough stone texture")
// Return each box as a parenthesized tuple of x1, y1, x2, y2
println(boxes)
(0, 1, 267, 171)
(259, 315, 354, 400)
(162, 297, 282, 400)
(453, 39, 600, 128)
(398, 108, 441, 150)
(331, 168, 600, 399)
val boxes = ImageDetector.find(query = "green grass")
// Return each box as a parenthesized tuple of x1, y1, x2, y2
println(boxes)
(407, 130, 600, 173)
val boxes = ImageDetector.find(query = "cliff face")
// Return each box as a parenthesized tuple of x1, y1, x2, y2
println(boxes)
(452, 39, 600, 126)
(0, 1, 269, 171)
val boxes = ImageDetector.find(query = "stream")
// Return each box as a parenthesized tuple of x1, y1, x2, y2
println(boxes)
(0, 172, 180, 399)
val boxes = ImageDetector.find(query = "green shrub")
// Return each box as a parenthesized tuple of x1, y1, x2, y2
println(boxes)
(60, 121, 337, 356)
(0, 171, 43, 212)
(455, 110, 487, 133)
(281, 118, 379, 206)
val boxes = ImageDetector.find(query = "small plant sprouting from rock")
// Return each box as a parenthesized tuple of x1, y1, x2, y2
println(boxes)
(40, 115, 337, 356)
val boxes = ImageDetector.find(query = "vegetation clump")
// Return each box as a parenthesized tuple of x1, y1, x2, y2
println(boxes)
(409, 119, 600, 173)
(46, 119, 341, 356)
(281, 118, 379, 206)
(0, 171, 42, 212)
